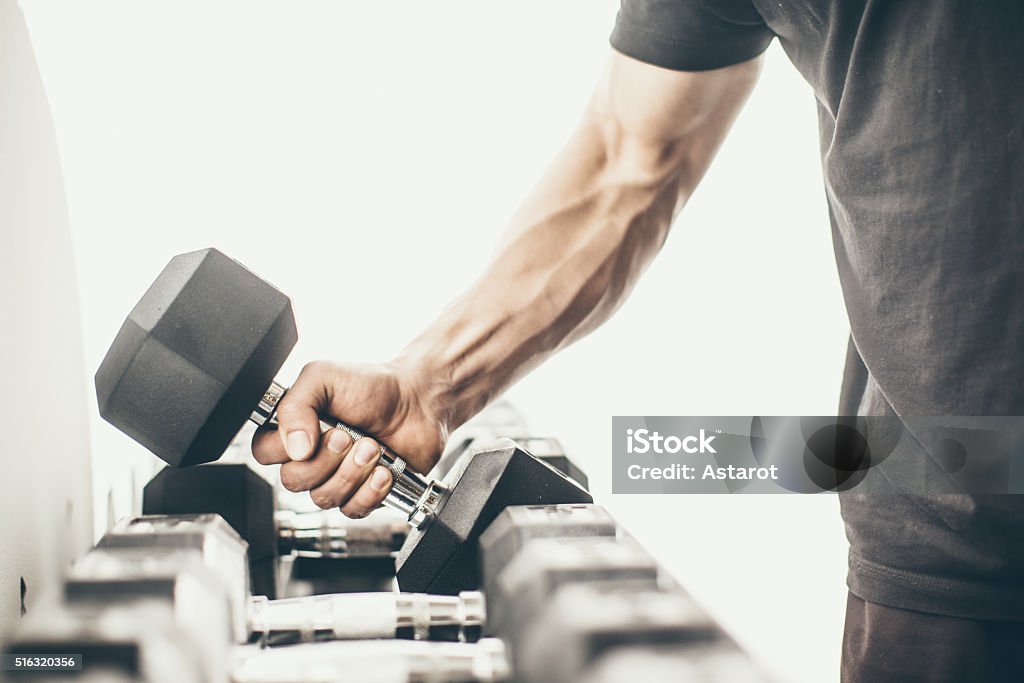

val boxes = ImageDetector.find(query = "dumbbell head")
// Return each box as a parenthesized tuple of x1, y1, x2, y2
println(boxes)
(436, 401, 530, 479)
(95, 248, 295, 467)
(508, 438, 589, 489)
(395, 440, 593, 595)
(5, 597, 212, 683)
(66, 548, 235, 676)
(97, 514, 251, 640)
(488, 537, 662, 640)
(140, 465, 406, 598)
(231, 639, 509, 683)
(437, 436, 589, 490)
(478, 504, 617, 601)
(576, 643, 767, 683)
(141, 464, 279, 596)
(514, 584, 720, 683)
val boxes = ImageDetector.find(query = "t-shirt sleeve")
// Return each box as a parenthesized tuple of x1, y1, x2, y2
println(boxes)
(610, 0, 774, 71)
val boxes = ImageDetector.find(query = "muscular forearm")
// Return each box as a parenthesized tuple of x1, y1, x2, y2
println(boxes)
(399, 105, 701, 429)
(398, 55, 761, 432)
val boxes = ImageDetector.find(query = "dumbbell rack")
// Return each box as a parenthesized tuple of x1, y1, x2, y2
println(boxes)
(1, 438, 766, 683)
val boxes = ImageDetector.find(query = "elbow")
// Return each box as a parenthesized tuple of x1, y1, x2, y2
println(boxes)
(585, 107, 703, 204)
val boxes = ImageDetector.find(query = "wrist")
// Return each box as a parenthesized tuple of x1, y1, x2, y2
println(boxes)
(388, 349, 460, 438)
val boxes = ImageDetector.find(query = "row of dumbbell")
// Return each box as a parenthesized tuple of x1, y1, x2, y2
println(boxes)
(477, 503, 766, 683)
(2, 426, 587, 683)
(4, 511, 505, 683)
(4, 502, 765, 683)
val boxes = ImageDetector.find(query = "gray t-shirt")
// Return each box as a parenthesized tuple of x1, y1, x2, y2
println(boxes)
(611, 0, 1024, 620)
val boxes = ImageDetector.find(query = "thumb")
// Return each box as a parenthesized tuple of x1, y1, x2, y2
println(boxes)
(276, 364, 330, 461)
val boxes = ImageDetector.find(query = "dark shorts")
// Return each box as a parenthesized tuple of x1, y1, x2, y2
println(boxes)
(842, 592, 1024, 682)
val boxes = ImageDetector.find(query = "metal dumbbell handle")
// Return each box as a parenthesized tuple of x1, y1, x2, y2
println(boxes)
(251, 381, 444, 523)
(248, 591, 485, 644)
(275, 509, 408, 557)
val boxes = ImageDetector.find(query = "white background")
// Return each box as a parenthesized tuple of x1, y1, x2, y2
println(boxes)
(21, 2, 851, 680)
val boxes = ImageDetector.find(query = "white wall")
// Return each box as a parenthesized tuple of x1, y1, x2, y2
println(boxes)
(21, 2, 851, 681)
(0, 0, 93, 639)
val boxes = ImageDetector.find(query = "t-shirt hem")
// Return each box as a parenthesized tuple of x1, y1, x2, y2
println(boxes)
(848, 550, 1024, 622)
(610, 19, 773, 72)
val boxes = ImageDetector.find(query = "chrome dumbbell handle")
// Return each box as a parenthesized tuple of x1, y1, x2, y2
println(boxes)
(322, 418, 431, 518)
(275, 509, 408, 557)
(247, 591, 486, 644)
(251, 381, 442, 522)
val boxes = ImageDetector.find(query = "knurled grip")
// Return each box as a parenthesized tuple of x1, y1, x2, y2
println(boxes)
(321, 418, 428, 516)
(252, 380, 432, 519)
(247, 592, 486, 645)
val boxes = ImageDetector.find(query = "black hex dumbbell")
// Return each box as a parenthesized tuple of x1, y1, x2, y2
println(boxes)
(509, 437, 589, 491)
(62, 546, 235, 681)
(575, 642, 767, 683)
(437, 435, 589, 490)
(3, 599, 211, 683)
(96, 248, 591, 595)
(478, 504, 618, 603)
(514, 583, 724, 683)
(230, 639, 509, 683)
(141, 462, 406, 597)
(487, 537, 663, 643)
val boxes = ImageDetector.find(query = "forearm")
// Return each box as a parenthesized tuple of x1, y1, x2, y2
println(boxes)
(398, 116, 695, 429)
(397, 53, 761, 433)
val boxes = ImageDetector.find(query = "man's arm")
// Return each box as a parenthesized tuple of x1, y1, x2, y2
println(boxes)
(251, 50, 762, 517)
(402, 51, 763, 428)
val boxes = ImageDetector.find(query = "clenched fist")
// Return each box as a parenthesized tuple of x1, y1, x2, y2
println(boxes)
(251, 361, 449, 518)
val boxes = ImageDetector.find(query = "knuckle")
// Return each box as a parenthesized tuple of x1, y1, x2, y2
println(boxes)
(275, 402, 304, 421)
(279, 467, 305, 493)
(343, 486, 385, 521)
(250, 434, 275, 464)
(333, 467, 357, 491)
(300, 359, 328, 377)
(340, 504, 367, 519)
(360, 436, 381, 456)
(309, 490, 336, 510)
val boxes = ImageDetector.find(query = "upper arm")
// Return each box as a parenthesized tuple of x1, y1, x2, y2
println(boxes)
(593, 48, 761, 163)
(588, 0, 773, 194)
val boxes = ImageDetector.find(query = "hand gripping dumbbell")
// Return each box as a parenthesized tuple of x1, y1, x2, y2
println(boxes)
(96, 248, 592, 594)
(97, 514, 485, 645)
(141, 462, 406, 597)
